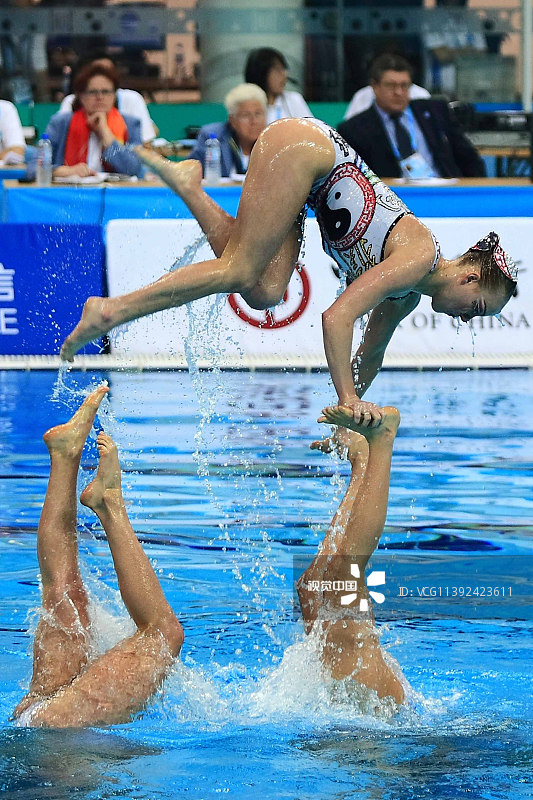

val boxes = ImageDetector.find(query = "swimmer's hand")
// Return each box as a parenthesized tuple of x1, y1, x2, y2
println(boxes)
(318, 400, 382, 429)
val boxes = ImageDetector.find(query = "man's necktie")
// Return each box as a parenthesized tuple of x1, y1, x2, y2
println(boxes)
(390, 113, 414, 159)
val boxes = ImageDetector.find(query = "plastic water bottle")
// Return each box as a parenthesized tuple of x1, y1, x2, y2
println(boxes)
(204, 133, 222, 185)
(36, 133, 53, 186)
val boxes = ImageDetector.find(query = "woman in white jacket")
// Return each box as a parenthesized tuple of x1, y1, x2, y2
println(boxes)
(0, 99, 25, 162)
(244, 47, 311, 125)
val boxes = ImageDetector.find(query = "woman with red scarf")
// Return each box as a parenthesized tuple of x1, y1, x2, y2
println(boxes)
(45, 62, 145, 179)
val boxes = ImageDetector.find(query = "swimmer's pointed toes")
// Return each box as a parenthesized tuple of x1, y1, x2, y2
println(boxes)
(59, 342, 74, 362)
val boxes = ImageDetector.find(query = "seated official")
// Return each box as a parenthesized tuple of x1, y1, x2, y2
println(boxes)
(45, 62, 145, 179)
(0, 98, 25, 163)
(343, 82, 430, 120)
(189, 83, 267, 178)
(337, 53, 485, 179)
(59, 57, 157, 145)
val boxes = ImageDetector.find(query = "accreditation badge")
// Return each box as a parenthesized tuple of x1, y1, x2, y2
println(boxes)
(399, 152, 436, 179)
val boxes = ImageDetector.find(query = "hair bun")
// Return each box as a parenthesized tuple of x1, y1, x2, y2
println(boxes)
(470, 231, 517, 282)
(471, 232, 500, 252)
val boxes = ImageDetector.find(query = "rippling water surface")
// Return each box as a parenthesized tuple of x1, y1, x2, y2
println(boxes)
(0, 368, 532, 800)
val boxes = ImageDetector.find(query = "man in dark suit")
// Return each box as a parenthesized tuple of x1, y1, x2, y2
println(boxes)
(337, 53, 485, 179)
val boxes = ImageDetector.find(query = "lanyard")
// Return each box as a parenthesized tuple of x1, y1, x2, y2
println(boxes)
(273, 94, 292, 120)
(389, 108, 418, 161)
(274, 96, 286, 120)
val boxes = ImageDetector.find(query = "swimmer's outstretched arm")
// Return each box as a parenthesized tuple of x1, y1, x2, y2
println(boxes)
(322, 225, 433, 422)
(301, 408, 400, 618)
(322, 267, 406, 426)
(351, 293, 421, 398)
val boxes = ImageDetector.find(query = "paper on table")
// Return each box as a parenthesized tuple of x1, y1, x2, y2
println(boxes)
(392, 177, 459, 186)
(228, 172, 246, 183)
(53, 172, 108, 185)
(201, 176, 236, 187)
(0, 151, 25, 166)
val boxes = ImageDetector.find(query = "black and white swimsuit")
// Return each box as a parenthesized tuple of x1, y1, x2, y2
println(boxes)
(306, 119, 440, 292)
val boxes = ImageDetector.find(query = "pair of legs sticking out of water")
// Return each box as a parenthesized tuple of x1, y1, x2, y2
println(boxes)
(13, 390, 404, 727)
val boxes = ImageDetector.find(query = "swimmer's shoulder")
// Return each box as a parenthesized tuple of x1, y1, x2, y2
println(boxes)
(386, 214, 440, 272)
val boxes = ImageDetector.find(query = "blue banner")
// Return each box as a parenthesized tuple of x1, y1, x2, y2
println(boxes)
(0, 224, 105, 355)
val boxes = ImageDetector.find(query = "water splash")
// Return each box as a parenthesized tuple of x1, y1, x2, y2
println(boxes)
(182, 296, 291, 643)
(144, 230, 299, 645)
(452, 317, 477, 358)
(468, 321, 477, 358)
(168, 233, 209, 273)
(50, 363, 87, 406)
(51, 375, 112, 432)
(161, 628, 427, 731)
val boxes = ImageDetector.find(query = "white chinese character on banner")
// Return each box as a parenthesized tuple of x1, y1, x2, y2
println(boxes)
(0, 263, 15, 302)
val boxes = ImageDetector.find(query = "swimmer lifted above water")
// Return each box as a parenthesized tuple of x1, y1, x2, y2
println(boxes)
(12, 386, 183, 728)
(60, 119, 518, 426)
(298, 404, 405, 704)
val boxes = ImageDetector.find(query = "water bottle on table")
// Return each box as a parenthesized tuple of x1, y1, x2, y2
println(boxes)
(36, 133, 53, 186)
(204, 133, 222, 185)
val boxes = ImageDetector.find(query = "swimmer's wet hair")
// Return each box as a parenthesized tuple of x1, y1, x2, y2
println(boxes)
(224, 83, 267, 117)
(462, 232, 518, 300)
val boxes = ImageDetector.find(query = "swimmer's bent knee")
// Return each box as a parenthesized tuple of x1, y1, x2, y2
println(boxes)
(223, 266, 261, 297)
(240, 285, 286, 310)
(220, 253, 275, 299)
(156, 616, 184, 658)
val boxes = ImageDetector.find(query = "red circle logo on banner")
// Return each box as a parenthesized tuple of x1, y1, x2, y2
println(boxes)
(227, 263, 311, 329)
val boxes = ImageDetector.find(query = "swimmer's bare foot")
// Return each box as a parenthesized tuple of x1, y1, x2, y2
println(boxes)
(60, 296, 117, 361)
(80, 432, 122, 511)
(311, 426, 368, 465)
(135, 148, 203, 198)
(43, 385, 108, 458)
(319, 406, 400, 441)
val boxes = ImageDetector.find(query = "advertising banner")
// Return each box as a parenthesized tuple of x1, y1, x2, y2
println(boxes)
(0, 224, 105, 356)
(105, 217, 531, 368)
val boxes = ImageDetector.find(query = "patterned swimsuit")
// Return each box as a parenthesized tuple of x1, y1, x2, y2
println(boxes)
(306, 119, 440, 292)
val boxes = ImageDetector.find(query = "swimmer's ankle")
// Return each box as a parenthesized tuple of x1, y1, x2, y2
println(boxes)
(101, 487, 124, 507)
(372, 407, 400, 439)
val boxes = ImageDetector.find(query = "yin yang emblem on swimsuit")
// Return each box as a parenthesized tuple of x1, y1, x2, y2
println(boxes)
(315, 163, 376, 251)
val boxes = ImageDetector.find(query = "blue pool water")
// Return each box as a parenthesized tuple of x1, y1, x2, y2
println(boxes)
(1, 367, 532, 799)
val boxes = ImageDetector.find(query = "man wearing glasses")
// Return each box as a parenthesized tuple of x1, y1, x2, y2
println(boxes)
(337, 53, 485, 179)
